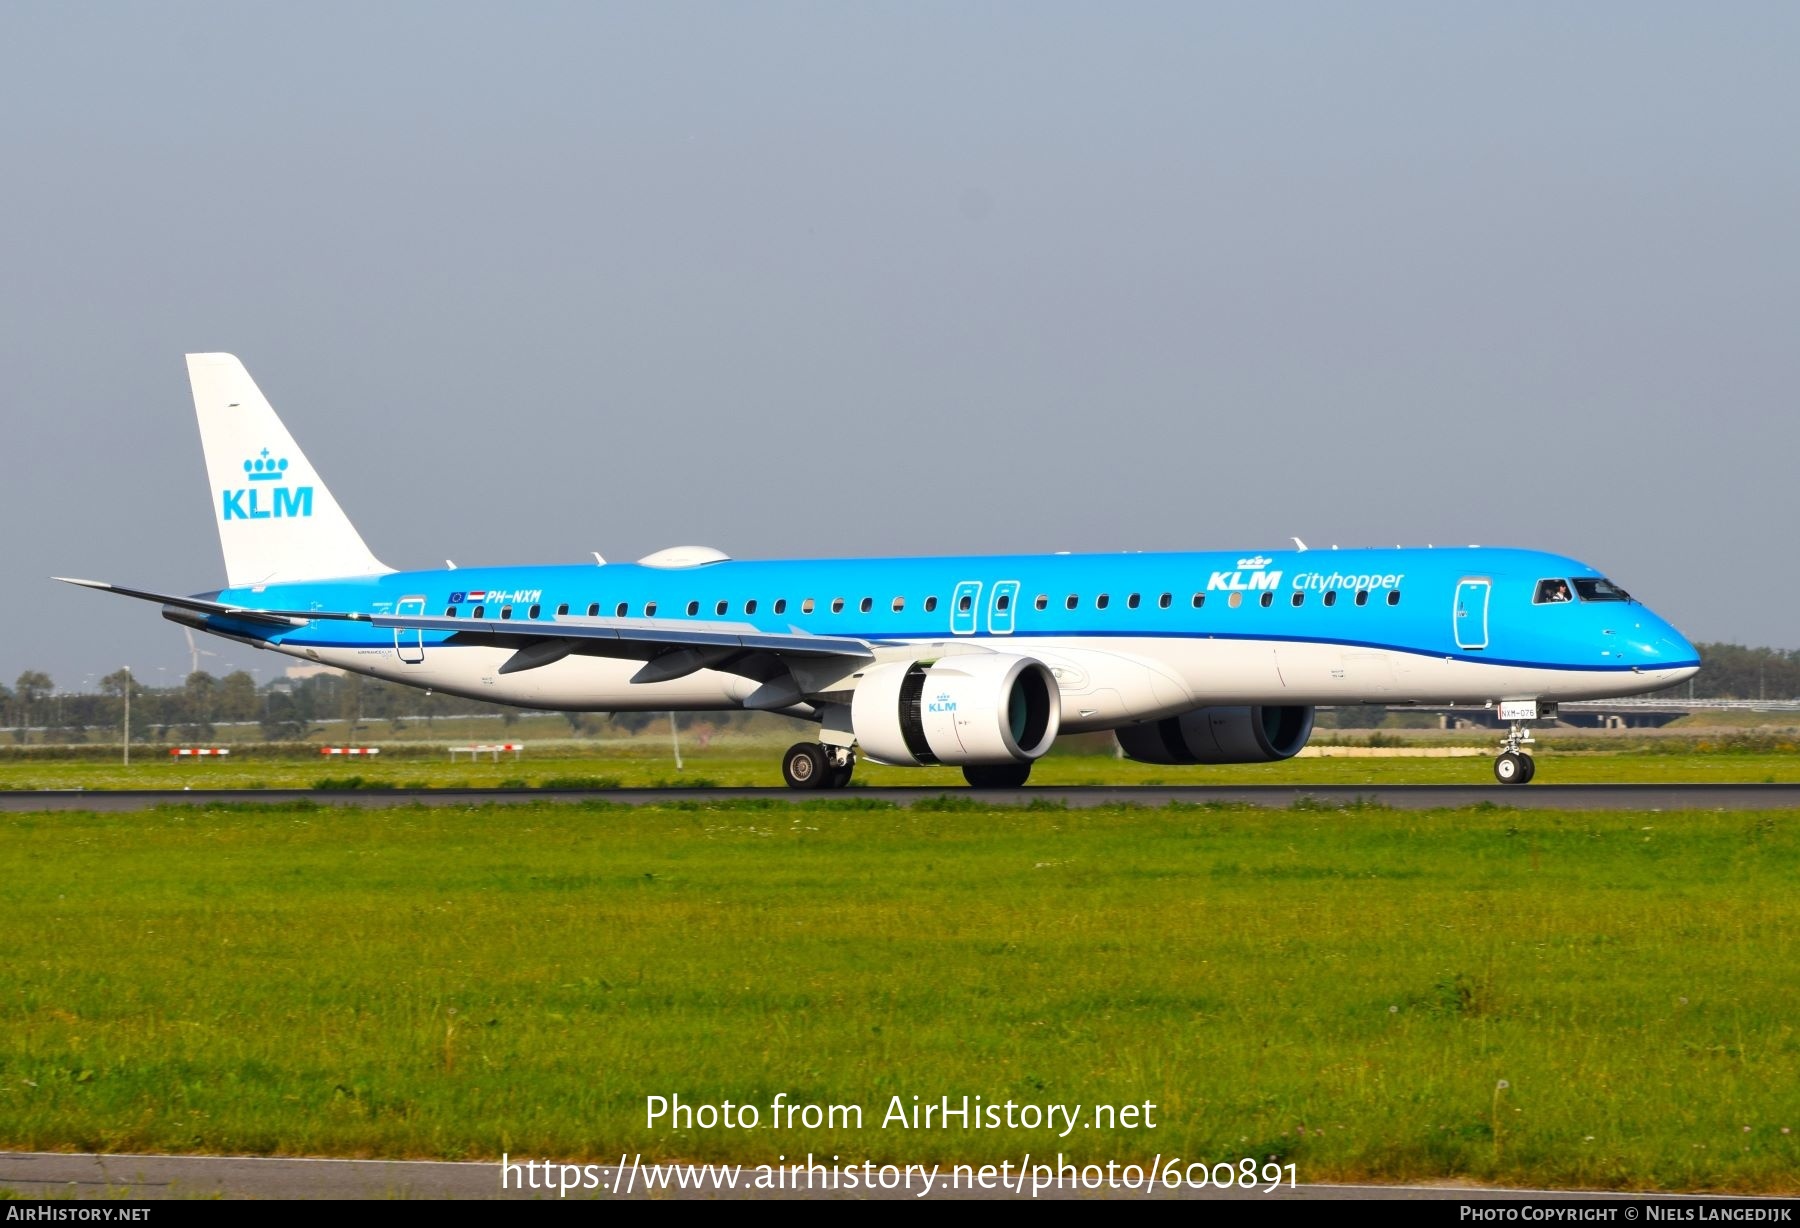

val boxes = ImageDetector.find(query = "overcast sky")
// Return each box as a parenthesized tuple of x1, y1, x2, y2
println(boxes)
(3, 3, 1796, 688)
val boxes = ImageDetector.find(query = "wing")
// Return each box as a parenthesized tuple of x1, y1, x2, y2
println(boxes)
(58, 577, 875, 695)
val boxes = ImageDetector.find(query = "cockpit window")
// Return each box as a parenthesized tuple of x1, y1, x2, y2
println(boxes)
(1574, 578, 1632, 602)
(1534, 579, 1573, 604)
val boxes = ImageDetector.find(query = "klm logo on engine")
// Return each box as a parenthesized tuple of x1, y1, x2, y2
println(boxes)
(222, 449, 314, 521)
(927, 691, 957, 714)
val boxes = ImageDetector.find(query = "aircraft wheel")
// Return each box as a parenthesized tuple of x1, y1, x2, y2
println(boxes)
(1494, 752, 1529, 785)
(782, 742, 830, 790)
(963, 762, 1032, 789)
(828, 764, 854, 789)
(1517, 753, 1536, 784)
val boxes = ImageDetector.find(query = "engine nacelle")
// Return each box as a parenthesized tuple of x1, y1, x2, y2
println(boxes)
(1115, 705, 1315, 765)
(851, 654, 1061, 766)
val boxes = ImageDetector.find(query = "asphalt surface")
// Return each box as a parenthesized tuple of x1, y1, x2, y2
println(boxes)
(2, 783, 1798, 811)
(0, 1151, 1709, 1201)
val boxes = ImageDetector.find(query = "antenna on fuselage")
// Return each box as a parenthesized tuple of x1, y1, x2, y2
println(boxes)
(1292, 537, 1308, 552)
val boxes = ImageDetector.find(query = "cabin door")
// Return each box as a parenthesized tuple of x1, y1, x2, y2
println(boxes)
(395, 596, 427, 664)
(1454, 579, 1490, 650)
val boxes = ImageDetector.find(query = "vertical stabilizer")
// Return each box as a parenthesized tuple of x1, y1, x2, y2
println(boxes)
(187, 353, 390, 587)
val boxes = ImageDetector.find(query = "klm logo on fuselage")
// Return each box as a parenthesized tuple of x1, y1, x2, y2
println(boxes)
(927, 691, 957, 714)
(1207, 565, 1283, 592)
(222, 449, 313, 521)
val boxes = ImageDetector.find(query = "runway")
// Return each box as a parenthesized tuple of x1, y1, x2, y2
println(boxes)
(3, 783, 1798, 811)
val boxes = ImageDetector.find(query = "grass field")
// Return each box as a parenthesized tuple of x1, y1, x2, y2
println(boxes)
(3, 796, 1798, 1192)
(3, 736, 1799, 791)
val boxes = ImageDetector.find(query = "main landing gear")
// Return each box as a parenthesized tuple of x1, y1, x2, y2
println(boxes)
(778, 744, 1034, 790)
(1494, 719, 1537, 785)
(782, 742, 856, 790)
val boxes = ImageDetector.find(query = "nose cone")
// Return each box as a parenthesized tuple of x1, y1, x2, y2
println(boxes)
(1632, 612, 1701, 684)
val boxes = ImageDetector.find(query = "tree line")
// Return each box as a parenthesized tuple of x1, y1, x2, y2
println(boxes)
(0, 667, 741, 744)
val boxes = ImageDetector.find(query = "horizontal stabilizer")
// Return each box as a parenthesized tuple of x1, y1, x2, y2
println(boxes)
(54, 577, 309, 628)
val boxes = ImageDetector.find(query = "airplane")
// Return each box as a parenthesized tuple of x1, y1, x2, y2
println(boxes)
(62, 354, 1702, 789)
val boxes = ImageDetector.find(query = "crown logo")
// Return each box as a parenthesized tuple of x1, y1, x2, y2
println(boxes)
(1237, 555, 1271, 569)
(243, 448, 290, 482)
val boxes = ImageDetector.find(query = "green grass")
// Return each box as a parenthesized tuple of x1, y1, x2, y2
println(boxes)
(2, 799, 1798, 1192)
(2, 740, 1798, 791)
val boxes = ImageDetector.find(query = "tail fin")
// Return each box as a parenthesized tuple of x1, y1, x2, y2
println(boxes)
(187, 353, 390, 588)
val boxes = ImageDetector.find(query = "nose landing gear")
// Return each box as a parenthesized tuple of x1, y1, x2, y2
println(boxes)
(1494, 747, 1535, 784)
(1492, 701, 1555, 784)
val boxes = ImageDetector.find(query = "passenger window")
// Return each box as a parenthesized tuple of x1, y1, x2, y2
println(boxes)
(1192, 593, 1205, 608)
(1096, 593, 1110, 610)
(1323, 591, 1336, 607)
(1354, 591, 1369, 607)
(958, 594, 972, 612)
(1534, 578, 1574, 604)
(500, 605, 513, 620)
(1127, 593, 1140, 609)
(924, 596, 938, 613)
(587, 603, 600, 617)
(444, 606, 458, 618)
(745, 599, 758, 615)
(860, 597, 873, 613)
(1066, 594, 1079, 610)
(1158, 593, 1172, 609)
(616, 602, 629, 617)
(831, 598, 845, 614)
(802, 598, 815, 614)
(472, 604, 485, 619)
(1258, 592, 1273, 608)
(556, 603, 570, 616)
(528, 604, 541, 619)
(996, 593, 1010, 611)
(774, 599, 787, 614)
(1034, 594, 1048, 611)
(644, 601, 658, 617)
(686, 600, 700, 616)
(1228, 592, 1242, 609)
(1387, 590, 1401, 606)
(1291, 592, 1304, 607)
(891, 597, 905, 612)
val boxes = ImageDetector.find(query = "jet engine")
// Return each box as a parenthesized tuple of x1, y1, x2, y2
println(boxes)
(851, 654, 1061, 766)
(1115, 705, 1315, 765)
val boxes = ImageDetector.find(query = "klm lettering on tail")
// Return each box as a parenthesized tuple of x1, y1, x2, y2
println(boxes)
(222, 449, 314, 521)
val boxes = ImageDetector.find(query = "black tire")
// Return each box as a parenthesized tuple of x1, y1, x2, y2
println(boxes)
(1494, 752, 1527, 785)
(782, 742, 829, 790)
(828, 764, 854, 789)
(963, 762, 1032, 789)
(1518, 753, 1536, 784)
